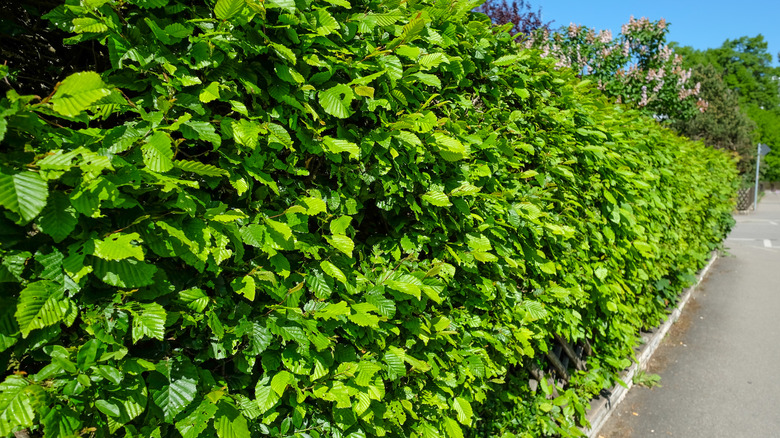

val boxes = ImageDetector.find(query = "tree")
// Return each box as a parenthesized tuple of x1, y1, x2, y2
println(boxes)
(670, 64, 756, 175)
(474, 0, 551, 36)
(524, 17, 705, 121)
(675, 36, 780, 181)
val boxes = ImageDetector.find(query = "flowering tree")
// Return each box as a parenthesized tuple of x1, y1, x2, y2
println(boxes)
(524, 17, 705, 121)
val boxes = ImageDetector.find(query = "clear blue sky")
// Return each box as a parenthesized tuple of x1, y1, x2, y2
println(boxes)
(534, 0, 780, 66)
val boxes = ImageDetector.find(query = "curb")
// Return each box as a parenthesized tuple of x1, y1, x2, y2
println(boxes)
(584, 252, 719, 438)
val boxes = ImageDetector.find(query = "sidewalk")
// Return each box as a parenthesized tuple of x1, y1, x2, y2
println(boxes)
(598, 191, 780, 437)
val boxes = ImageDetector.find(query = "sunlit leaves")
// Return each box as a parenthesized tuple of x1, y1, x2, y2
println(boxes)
(0, 171, 48, 223)
(319, 84, 354, 118)
(215, 0, 246, 20)
(50, 71, 111, 117)
(15, 281, 70, 338)
(131, 302, 167, 343)
(142, 132, 174, 173)
(151, 358, 198, 422)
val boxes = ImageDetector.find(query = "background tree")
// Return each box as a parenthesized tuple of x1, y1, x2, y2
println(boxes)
(674, 35, 780, 182)
(670, 64, 756, 174)
(523, 17, 705, 121)
(474, 0, 551, 36)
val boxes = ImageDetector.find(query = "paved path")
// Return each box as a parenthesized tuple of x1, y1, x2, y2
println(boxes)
(598, 192, 780, 437)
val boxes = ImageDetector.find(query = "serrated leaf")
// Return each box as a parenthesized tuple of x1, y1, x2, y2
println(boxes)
(175, 160, 229, 177)
(320, 260, 347, 284)
(387, 275, 421, 300)
(453, 397, 473, 425)
(93, 258, 158, 288)
(15, 281, 67, 338)
(36, 192, 78, 242)
(94, 232, 144, 261)
(72, 17, 108, 33)
(307, 270, 332, 299)
(314, 301, 350, 320)
(236, 320, 272, 355)
(215, 413, 250, 438)
(177, 399, 218, 438)
(132, 302, 166, 342)
(384, 346, 406, 380)
(180, 120, 221, 147)
(215, 0, 245, 20)
(231, 276, 256, 301)
(267, 123, 293, 148)
(0, 377, 36, 432)
(421, 191, 451, 207)
(442, 417, 464, 438)
(51, 71, 111, 117)
(319, 84, 354, 118)
(200, 82, 221, 103)
(366, 293, 396, 318)
(433, 133, 467, 161)
(142, 132, 174, 173)
(0, 171, 49, 223)
(151, 359, 199, 423)
(411, 72, 441, 88)
(270, 371, 293, 396)
(493, 55, 520, 66)
(255, 385, 280, 414)
(326, 234, 354, 256)
(302, 197, 327, 215)
(329, 216, 352, 235)
(322, 136, 359, 159)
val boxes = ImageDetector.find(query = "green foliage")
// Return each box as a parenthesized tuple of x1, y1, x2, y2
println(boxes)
(0, 0, 737, 437)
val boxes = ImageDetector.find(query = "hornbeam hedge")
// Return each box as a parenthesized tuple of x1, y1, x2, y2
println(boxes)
(0, 0, 737, 437)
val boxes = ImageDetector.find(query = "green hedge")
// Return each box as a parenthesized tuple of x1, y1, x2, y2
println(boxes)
(0, 0, 737, 437)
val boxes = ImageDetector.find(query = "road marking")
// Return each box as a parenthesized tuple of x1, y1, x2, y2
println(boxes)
(764, 239, 772, 248)
(771, 221, 779, 225)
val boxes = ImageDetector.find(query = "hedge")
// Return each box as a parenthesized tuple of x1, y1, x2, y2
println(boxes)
(0, 0, 737, 437)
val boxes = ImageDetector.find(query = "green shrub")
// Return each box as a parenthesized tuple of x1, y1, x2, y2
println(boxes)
(0, 0, 736, 437)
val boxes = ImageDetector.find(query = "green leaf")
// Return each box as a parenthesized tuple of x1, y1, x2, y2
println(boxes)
(384, 346, 406, 380)
(319, 84, 354, 118)
(325, 234, 354, 257)
(329, 216, 352, 235)
(51, 71, 111, 117)
(215, 412, 250, 438)
(0, 171, 49, 223)
(265, 0, 296, 12)
(94, 232, 144, 261)
(177, 399, 218, 438)
(442, 417, 464, 438)
(151, 358, 199, 422)
(93, 258, 158, 288)
(421, 191, 451, 207)
(452, 397, 473, 426)
(236, 320, 272, 355)
(200, 82, 221, 103)
(175, 160, 229, 177)
(36, 192, 78, 242)
(15, 281, 68, 338)
(0, 377, 36, 433)
(314, 301, 350, 320)
(411, 72, 441, 88)
(387, 275, 422, 300)
(95, 400, 121, 418)
(302, 196, 327, 215)
(215, 0, 245, 20)
(433, 133, 467, 161)
(255, 385, 280, 414)
(270, 371, 293, 396)
(493, 55, 520, 66)
(322, 136, 360, 160)
(72, 17, 108, 33)
(131, 302, 166, 343)
(142, 132, 174, 173)
(231, 276, 256, 301)
(320, 260, 347, 284)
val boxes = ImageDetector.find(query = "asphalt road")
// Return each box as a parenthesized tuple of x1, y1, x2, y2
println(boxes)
(598, 191, 780, 437)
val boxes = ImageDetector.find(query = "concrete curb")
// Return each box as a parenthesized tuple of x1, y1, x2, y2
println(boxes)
(584, 252, 719, 438)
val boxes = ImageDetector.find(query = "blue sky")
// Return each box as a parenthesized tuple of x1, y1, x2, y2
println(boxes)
(533, 0, 779, 66)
